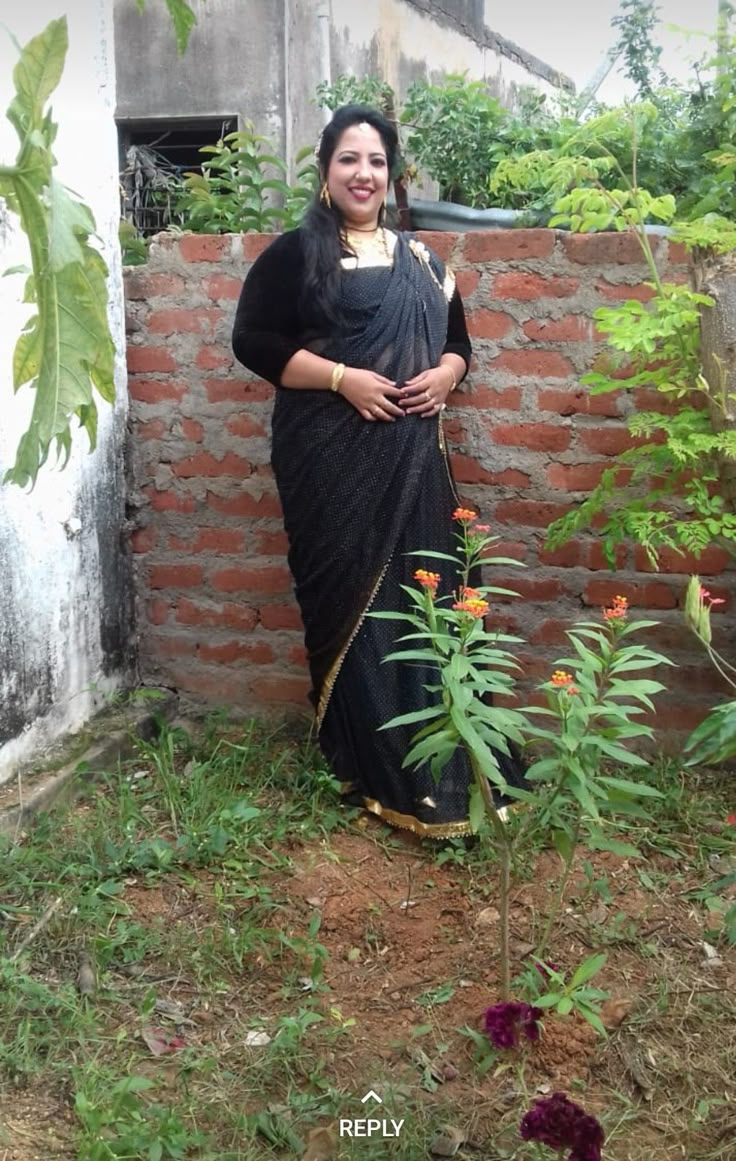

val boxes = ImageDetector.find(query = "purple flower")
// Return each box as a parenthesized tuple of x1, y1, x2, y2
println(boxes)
(483, 1001, 542, 1050)
(520, 1092, 604, 1161)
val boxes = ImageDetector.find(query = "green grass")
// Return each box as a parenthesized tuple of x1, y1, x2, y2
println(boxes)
(0, 717, 734, 1159)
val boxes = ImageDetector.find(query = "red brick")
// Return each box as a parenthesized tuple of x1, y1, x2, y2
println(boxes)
(644, 704, 708, 733)
(483, 540, 528, 562)
(255, 530, 289, 555)
(464, 229, 555, 262)
(144, 487, 197, 514)
(546, 462, 607, 490)
(199, 640, 274, 665)
(467, 310, 515, 340)
(147, 598, 169, 625)
(496, 500, 572, 528)
(579, 427, 633, 456)
(523, 316, 592, 342)
(493, 272, 579, 301)
(491, 576, 566, 603)
(179, 234, 231, 262)
(196, 345, 234, 370)
(176, 599, 258, 631)
(125, 272, 185, 300)
(667, 240, 688, 265)
(129, 378, 187, 404)
(168, 529, 245, 554)
(450, 454, 531, 487)
(537, 388, 622, 418)
(226, 414, 267, 438)
(491, 423, 570, 452)
(564, 233, 648, 265)
(152, 636, 196, 659)
(149, 564, 204, 589)
(537, 541, 583, 567)
(207, 491, 282, 518)
(583, 579, 677, 610)
(148, 308, 223, 336)
(205, 378, 273, 403)
(165, 666, 249, 702)
(211, 566, 292, 594)
(181, 418, 204, 442)
(131, 526, 157, 554)
(202, 274, 243, 301)
(587, 543, 628, 570)
(634, 545, 732, 575)
(250, 675, 311, 704)
(596, 281, 656, 303)
(138, 418, 167, 441)
(416, 231, 458, 263)
(259, 605, 302, 630)
(492, 350, 574, 379)
(455, 270, 480, 297)
(529, 619, 568, 645)
(288, 644, 308, 666)
(454, 385, 522, 410)
(173, 452, 252, 479)
(242, 234, 278, 261)
(127, 346, 177, 373)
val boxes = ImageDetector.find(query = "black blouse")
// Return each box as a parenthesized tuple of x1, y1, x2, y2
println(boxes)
(231, 228, 472, 387)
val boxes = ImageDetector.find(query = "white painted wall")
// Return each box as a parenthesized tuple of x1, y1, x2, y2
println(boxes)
(0, 0, 131, 781)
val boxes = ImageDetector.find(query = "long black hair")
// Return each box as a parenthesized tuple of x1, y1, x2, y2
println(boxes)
(301, 104, 399, 326)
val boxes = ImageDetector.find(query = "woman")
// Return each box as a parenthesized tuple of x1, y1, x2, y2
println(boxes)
(232, 104, 525, 836)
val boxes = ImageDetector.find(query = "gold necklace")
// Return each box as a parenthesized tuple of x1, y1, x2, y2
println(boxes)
(344, 227, 391, 262)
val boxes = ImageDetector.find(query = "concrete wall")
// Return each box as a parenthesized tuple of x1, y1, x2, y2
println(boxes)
(113, 0, 572, 175)
(0, 0, 134, 781)
(124, 229, 735, 736)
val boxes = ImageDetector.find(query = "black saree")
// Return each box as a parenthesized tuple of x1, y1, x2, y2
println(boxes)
(266, 233, 525, 836)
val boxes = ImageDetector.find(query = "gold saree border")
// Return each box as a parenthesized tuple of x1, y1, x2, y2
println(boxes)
(362, 796, 471, 838)
(315, 556, 393, 730)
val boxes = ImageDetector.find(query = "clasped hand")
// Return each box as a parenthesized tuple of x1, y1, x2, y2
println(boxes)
(340, 366, 453, 423)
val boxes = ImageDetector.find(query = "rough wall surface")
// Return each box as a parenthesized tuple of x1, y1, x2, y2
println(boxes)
(124, 229, 735, 734)
(0, 0, 134, 781)
(113, 0, 570, 177)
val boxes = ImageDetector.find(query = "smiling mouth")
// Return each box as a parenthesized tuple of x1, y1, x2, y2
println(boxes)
(349, 188, 374, 198)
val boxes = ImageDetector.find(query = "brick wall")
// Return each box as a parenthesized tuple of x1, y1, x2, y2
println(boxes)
(124, 229, 735, 733)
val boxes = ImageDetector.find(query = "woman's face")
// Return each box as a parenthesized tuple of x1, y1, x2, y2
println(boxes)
(326, 123, 389, 231)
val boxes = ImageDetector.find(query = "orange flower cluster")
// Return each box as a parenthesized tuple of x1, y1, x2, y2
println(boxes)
(453, 507, 478, 522)
(473, 523, 491, 534)
(551, 670, 574, 686)
(414, 568, 440, 593)
(458, 585, 482, 600)
(603, 594, 628, 621)
(453, 597, 490, 618)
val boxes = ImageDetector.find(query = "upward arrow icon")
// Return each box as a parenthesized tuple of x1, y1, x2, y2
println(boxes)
(361, 1090, 383, 1105)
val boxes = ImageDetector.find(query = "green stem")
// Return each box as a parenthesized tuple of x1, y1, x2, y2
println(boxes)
(536, 812, 581, 960)
(469, 751, 511, 1000)
(0, 165, 20, 178)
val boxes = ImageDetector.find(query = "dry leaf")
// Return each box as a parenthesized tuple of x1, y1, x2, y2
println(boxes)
(601, 997, 635, 1030)
(302, 1126, 338, 1159)
(141, 1026, 187, 1056)
(430, 1124, 467, 1157)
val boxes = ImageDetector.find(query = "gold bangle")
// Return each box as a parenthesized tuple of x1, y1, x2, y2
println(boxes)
(444, 365, 457, 392)
(330, 362, 346, 393)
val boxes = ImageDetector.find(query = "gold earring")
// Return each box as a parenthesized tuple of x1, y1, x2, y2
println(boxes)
(320, 182, 332, 208)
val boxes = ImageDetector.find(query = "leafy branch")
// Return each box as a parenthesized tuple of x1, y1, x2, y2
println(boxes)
(0, 17, 115, 488)
(134, 0, 199, 54)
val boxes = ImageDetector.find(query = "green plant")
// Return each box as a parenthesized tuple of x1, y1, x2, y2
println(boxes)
(177, 125, 301, 234)
(683, 575, 736, 765)
(0, 18, 115, 488)
(402, 74, 506, 207)
(74, 1073, 206, 1159)
(375, 511, 670, 997)
(516, 953, 610, 1036)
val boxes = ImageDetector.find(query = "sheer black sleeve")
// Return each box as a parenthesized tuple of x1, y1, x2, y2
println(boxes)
(443, 285, 472, 382)
(231, 230, 306, 386)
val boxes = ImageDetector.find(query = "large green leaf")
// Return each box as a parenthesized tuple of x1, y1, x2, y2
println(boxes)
(135, 0, 198, 54)
(3, 17, 115, 487)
